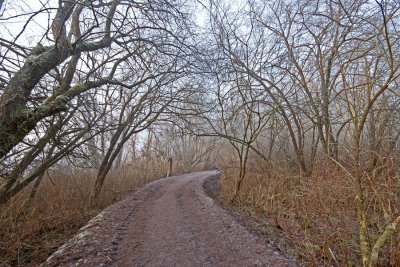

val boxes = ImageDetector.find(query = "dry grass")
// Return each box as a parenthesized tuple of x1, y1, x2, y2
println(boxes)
(0, 160, 170, 266)
(2, 150, 398, 266)
(219, 159, 400, 266)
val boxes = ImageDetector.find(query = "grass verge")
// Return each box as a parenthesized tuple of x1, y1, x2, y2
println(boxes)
(0, 163, 167, 266)
(219, 160, 400, 266)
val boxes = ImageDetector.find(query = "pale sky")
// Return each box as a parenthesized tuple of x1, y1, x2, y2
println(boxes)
(0, 0, 58, 47)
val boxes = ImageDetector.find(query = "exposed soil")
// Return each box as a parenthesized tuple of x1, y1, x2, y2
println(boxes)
(43, 171, 294, 266)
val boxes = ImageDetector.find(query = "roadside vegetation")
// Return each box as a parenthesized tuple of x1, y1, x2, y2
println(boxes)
(0, 160, 167, 265)
(219, 156, 400, 266)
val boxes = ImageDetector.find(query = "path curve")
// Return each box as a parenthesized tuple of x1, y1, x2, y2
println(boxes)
(44, 171, 293, 266)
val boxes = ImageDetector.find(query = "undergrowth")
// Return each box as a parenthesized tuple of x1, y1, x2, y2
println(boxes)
(220, 159, 400, 266)
(0, 161, 169, 266)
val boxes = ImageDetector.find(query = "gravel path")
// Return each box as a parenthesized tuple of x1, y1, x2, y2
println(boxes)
(43, 171, 293, 267)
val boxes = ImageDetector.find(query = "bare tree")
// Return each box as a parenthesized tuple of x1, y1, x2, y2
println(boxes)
(200, 0, 400, 264)
(0, 0, 194, 202)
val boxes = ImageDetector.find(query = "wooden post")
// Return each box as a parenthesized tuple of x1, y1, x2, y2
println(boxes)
(167, 157, 173, 177)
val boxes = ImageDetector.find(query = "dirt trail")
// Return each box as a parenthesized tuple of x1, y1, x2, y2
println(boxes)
(44, 171, 293, 266)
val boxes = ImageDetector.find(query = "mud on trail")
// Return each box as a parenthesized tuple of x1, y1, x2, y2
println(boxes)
(44, 171, 294, 267)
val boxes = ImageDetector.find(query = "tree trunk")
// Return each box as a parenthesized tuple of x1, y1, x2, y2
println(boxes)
(25, 172, 46, 208)
(354, 133, 371, 266)
(167, 157, 173, 177)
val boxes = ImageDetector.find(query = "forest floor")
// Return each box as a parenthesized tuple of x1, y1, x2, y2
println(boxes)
(43, 171, 294, 266)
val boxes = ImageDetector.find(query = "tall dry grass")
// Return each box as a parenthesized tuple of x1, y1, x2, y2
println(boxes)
(220, 159, 400, 266)
(0, 160, 170, 266)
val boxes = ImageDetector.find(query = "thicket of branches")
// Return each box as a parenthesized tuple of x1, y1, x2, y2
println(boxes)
(1, 0, 400, 265)
(0, 0, 202, 204)
(191, 1, 400, 265)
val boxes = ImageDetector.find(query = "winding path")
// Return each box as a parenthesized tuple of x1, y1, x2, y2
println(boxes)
(44, 171, 293, 266)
